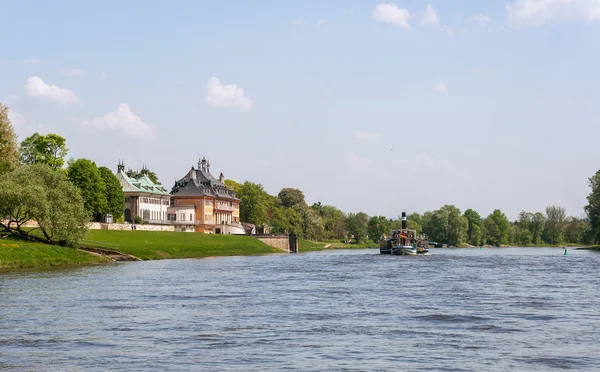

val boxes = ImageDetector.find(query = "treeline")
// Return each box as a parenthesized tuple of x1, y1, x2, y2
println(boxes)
(413, 205, 591, 247)
(224, 178, 594, 246)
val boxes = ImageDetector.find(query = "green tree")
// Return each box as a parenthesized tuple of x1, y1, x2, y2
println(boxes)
(224, 179, 242, 194)
(520, 229, 533, 246)
(564, 216, 589, 244)
(368, 216, 392, 243)
(482, 209, 510, 246)
(20, 133, 68, 169)
(98, 166, 125, 220)
(407, 212, 423, 227)
(0, 164, 89, 246)
(0, 103, 20, 175)
(530, 212, 546, 244)
(278, 188, 305, 208)
(463, 208, 482, 245)
(510, 224, 521, 245)
(543, 205, 566, 245)
(67, 159, 107, 219)
(422, 205, 468, 246)
(321, 205, 347, 239)
(237, 181, 269, 226)
(346, 212, 369, 243)
(584, 170, 600, 243)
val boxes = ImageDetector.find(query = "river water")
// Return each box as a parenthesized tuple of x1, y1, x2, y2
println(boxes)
(1, 248, 600, 371)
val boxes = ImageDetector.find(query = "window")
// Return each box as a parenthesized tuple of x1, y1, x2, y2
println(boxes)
(181, 213, 185, 221)
(190, 214, 193, 221)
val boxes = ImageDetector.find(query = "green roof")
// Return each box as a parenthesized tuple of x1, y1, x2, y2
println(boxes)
(116, 170, 170, 196)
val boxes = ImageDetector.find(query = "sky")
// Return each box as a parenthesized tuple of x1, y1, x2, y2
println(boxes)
(1, 0, 599, 220)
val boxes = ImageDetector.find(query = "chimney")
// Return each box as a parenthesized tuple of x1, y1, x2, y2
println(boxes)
(401, 212, 407, 230)
(219, 172, 224, 182)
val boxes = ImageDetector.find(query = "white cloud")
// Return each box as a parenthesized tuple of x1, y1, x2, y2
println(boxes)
(8, 110, 26, 127)
(24, 76, 78, 105)
(354, 130, 381, 143)
(507, 0, 600, 27)
(60, 68, 87, 77)
(293, 18, 304, 25)
(470, 14, 491, 26)
(345, 151, 371, 168)
(372, 3, 411, 30)
(318, 18, 326, 24)
(22, 58, 41, 65)
(434, 82, 448, 93)
(421, 4, 440, 25)
(205, 77, 253, 111)
(82, 104, 155, 139)
(420, 5, 454, 35)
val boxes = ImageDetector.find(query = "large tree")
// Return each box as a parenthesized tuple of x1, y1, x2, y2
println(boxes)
(0, 164, 89, 246)
(278, 188, 305, 208)
(543, 205, 566, 245)
(237, 181, 269, 226)
(530, 212, 546, 244)
(0, 103, 20, 175)
(368, 216, 392, 243)
(422, 205, 468, 246)
(463, 208, 482, 246)
(346, 212, 369, 243)
(482, 209, 510, 246)
(20, 133, 68, 169)
(585, 170, 600, 243)
(564, 216, 589, 244)
(67, 159, 107, 219)
(98, 166, 125, 220)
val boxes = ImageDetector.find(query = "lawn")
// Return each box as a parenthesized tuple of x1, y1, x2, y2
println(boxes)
(84, 230, 284, 260)
(0, 236, 110, 270)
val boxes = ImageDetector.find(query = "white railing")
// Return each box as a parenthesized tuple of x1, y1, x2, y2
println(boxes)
(215, 204, 234, 211)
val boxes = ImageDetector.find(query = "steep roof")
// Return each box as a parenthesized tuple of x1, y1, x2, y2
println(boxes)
(116, 170, 170, 196)
(170, 160, 238, 200)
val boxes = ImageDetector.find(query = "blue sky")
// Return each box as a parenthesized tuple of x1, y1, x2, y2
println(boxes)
(2, 0, 599, 220)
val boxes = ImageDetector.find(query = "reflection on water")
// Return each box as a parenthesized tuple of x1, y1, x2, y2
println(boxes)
(1, 248, 599, 371)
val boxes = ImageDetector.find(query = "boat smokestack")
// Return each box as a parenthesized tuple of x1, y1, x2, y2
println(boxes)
(402, 212, 407, 230)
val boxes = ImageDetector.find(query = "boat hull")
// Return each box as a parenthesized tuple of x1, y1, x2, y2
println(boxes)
(380, 246, 430, 255)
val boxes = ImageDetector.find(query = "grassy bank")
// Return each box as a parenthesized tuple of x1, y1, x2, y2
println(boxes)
(84, 230, 283, 260)
(299, 239, 377, 252)
(0, 236, 110, 270)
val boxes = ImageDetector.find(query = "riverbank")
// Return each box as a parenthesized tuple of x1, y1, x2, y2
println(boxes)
(83, 230, 283, 260)
(0, 237, 111, 270)
(0, 230, 285, 270)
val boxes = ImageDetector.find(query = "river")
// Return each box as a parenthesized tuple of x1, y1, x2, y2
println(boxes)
(1, 247, 599, 371)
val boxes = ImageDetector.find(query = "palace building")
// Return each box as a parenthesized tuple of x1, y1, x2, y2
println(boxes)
(115, 162, 171, 224)
(168, 157, 243, 234)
